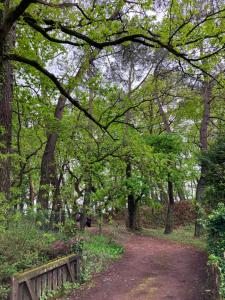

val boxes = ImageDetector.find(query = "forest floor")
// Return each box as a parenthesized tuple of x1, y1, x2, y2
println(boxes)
(69, 226, 209, 300)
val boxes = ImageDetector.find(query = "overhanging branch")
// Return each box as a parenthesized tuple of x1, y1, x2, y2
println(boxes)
(6, 53, 108, 132)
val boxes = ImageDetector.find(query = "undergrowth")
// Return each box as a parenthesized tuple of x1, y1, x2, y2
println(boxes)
(0, 219, 124, 300)
(44, 233, 124, 299)
(140, 224, 206, 250)
(207, 203, 225, 298)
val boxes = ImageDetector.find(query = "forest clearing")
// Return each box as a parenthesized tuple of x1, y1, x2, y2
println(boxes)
(0, 0, 225, 299)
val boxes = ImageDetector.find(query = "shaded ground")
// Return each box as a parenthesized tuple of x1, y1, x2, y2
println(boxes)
(70, 229, 208, 300)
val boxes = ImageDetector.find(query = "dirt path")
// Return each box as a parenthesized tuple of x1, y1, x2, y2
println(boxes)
(69, 231, 208, 300)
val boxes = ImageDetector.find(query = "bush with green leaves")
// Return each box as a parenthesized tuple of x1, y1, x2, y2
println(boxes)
(207, 203, 225, 297)
(201, 132, 225, 207)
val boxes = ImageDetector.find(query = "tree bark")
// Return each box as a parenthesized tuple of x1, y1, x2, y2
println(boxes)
(126, 159, 138, 230)
(50, 170, 64, 226)
(164, 178, 174, 234)
(80, 172, 92, 230)
(0, 1, 14, 201)
(29, 174, 35, 206)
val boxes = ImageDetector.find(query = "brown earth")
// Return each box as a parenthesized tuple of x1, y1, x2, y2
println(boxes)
(69, 229, 208, 300)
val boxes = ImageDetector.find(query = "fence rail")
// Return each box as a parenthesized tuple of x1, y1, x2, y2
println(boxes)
(208, 263, 222, 300)
(11, 254, 81, 300)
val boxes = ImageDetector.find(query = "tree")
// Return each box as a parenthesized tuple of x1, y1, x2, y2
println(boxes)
(0, 1, 15, 200)
(145, 133, 183, 234)
(202, 131, 225, 206)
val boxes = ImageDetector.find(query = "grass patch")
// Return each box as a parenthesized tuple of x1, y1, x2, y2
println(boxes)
(81, 233, 124, 283)
(140, 225, 206, 250)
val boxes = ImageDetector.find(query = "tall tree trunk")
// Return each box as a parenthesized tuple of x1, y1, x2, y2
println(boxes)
(80, 79, 94, 231)
(29, 174, 35, 206)
(164, 178, 174, 234)
(80, 172, 92, 230)
(0, 1, 14, 201)
(37, 95, 66, 210)
(124, 61, 139, 230)
(154, 87, 175, 233)
(153, 76, 186, 233)
(126, 159, 138, 230)
(38, 49, 99, 215)
(195, 80, 211, 237)
(50, 169, 64, 227)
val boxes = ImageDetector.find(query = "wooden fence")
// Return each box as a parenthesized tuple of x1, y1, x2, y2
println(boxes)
(11, 254, 81, 300)
(207, 263, 223, 300)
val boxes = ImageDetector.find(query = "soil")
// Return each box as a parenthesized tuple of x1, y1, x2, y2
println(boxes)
(69, 229, 208, 300)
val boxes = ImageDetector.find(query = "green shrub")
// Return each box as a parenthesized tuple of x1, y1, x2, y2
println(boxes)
(207, 203, 225, 297)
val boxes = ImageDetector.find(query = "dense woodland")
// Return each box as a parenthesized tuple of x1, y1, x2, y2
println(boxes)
(0, 0, 225, 299)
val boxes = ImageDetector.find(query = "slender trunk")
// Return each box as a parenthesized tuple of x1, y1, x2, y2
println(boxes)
(177, 188, 186, 201)
(80, 173, 92, 230)
(29, 174, 35, 206)
(78, 65, 101, 230)
(154, 90, 175, 233)
(164, 179, 174, 234)
(126, 159, 138, 230)
(0, 2, 14, 201)
(80, 83, 94, 231)
(195, 81, 211, 237)
(154, 78, 186, 232)
(158, 182, 168, 205)
(128, 194, 137, 230)
(37, 95, 66, 210)
(71, 177, 83, 221)
(124, 62, 138, 230)
(98, 206, 103, 235)
(155, 93, 171, 133)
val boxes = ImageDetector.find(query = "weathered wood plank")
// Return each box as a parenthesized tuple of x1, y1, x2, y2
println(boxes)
(11, 277, 19, 300)
(66, 262, 75, 283)
(63, 266, 67, 284)
(36, 276, 42, 299)
(47, 270, 53, 291)
(25, 280, 38, 300)
(58, 267, 62, 287)
(41, 273, 47, 296)
(52, 268, 58, 290)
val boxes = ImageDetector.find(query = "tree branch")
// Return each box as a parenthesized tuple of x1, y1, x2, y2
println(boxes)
(6, 53, 106, 131)
(24, 15, 84, 47)
(36, 0, 91, 20)
(0, 0, 35, 39)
